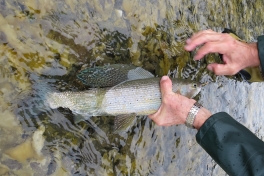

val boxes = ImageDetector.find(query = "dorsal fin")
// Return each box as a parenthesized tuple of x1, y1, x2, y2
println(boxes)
(77, 64, 154, 88)
(127, 67, 154, 80)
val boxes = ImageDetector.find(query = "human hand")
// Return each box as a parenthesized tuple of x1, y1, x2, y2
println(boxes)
(148, 76, 211, 129)
(184, 30, 260, 75)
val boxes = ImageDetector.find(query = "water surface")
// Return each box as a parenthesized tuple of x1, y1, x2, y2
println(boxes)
(0, 0, 264, 175)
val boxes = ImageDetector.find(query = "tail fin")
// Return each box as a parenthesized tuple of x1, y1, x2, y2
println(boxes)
(11, 74, 58, 116)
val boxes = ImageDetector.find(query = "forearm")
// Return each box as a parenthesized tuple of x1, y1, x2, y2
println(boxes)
(196, 112, 264, 176)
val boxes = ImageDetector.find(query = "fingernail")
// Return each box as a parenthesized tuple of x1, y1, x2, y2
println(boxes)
(207, 65, 212, 71)
(186, 38, 191, 43)
(161, 76, 168, 81)
(184, 45, 190, 51)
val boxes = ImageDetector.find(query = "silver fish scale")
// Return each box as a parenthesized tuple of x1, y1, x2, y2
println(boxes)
(102, 81, 161, 115)
(46, 89, 106, 116)
(101, 78, 197, 115)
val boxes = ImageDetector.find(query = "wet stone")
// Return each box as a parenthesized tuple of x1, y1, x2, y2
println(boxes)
(1, 159, 22, 170)
(61, 156, 75, 173)
(0, 31, 7, 44)
(31, 162, 48, 176)
(47, 159, 57, 176)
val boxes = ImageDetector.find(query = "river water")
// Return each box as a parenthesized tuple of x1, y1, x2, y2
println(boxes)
(0, 0, 264, 175)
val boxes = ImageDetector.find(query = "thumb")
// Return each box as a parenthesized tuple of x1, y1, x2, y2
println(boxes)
(149, 76, 171, 119)
(160, 76, 172, 96)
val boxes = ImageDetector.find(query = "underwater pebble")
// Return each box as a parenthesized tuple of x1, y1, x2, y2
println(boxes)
(1, 159, 22, 170)
(0, 165, 9, 175)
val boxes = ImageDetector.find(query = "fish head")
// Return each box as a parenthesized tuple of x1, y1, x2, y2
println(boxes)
(172, 80, 202, 98)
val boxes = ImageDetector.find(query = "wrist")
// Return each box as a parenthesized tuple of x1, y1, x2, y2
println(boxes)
(184, 100, 212, 130)
(185, 101, 203, 128)
(182, 99, 196, 124)
(248, 43, 260, 67)
(193, 107, 212, 130)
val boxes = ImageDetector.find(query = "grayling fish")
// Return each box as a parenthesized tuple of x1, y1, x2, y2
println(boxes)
(47, 77, 201, 116)
(45, 64, 202, 131)
(46, 77, 201, 130)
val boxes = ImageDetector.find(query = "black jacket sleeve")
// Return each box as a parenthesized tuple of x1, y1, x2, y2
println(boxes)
(196, 112, 264, 176)
(258, 35, 264, 79)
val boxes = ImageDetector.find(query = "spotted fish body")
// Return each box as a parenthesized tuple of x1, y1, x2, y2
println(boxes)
(46, 77, 201, 117)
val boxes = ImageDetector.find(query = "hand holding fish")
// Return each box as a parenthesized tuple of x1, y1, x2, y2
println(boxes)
(148, 76, 211, 129)
(184, 30, 260, 75)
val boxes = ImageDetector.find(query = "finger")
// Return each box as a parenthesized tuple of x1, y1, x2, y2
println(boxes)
(194, 41, 227, 60)
(185, 33, 225, 51)
(160, 76, 172, 96)
(187, 29, 216, 43)
(207, 63, 238, 75)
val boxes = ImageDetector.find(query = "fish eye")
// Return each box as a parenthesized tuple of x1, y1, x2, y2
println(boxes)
(193, 84, 197, 88)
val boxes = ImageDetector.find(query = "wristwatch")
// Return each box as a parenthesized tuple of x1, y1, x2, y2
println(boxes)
(185, 102, 203, 128)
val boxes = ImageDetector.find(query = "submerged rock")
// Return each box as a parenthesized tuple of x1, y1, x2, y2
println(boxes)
(4, 126, 45, 163)
(1, 159, 22, 170)
(0, 164, 9, 175)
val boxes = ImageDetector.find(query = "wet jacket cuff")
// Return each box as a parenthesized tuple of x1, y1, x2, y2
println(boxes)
(257, 35, 264, 79)
(196, 112, 264, 176)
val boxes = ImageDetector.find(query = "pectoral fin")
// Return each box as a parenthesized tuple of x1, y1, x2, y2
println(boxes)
(176, 89, 181, 94)
(114, 114, 137, 133)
